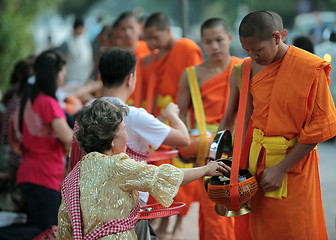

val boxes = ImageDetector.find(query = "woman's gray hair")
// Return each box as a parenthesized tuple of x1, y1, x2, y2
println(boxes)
(75, 98, 129, 153)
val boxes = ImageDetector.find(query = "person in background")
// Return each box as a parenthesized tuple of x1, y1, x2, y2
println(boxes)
(58, 16, 93, 88)
(113, 11, 151, 107)
(293, 35, 315, 53)
(15, 50, 73, 234)
(178, 17, 243, 240)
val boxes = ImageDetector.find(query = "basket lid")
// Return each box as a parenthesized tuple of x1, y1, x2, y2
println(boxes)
(209, 130, 232, 160)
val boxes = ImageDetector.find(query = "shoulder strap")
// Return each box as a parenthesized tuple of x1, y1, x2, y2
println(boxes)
(229, 57, 252, 211)
(186, 67, 209, 165)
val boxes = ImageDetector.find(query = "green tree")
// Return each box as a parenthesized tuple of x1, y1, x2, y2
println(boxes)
(0, 0, 62, 93)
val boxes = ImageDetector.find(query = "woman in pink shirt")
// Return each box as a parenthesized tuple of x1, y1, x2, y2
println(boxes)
(16, 50, 73, 232)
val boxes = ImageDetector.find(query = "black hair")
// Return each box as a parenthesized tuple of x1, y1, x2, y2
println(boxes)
(113, 11, 138, 28)
(144, 12, 170, 30)
(293, 36, 315, 54)
(239, 11, 277, 41)
(201, 18, 229, 37)
(73, 16, 84, 30)
(98, 48, 136, 88)
(31, 49, 65, 102)
(330, 31, 336, 42)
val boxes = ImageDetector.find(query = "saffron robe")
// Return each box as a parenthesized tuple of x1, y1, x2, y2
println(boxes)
(153, 38, 202, 115)
(128, 41, 151, 107)
(137, 50, 159, 114)
(146, 38, 202, 216)
(248, 46, 336, 239)
(190, 57, 246, 240)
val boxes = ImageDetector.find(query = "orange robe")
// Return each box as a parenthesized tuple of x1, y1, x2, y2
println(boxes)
(191, 57, 246, 240)
(249, 46, 336, 239)
(147, 38, 202, 216)
(128, 40, 151, 107)
(153, 38, 203, 115)
(137, 50, 159, 114)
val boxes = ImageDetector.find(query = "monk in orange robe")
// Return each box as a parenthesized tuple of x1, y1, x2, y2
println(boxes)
(142, 12, 202, 237)
(221, 11, 336, 240)
(137, 50, 159, 113)
(113, 11, 151, 107)
(143, 13, 202, 115)
(178, 18, 244, 240)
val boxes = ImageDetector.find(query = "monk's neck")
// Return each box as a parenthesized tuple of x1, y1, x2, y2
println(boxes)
(205, 55, 232, 71)
(164, 37, 177, 51)
(272, 43, 289, 63)
(101, 87, 128, 103)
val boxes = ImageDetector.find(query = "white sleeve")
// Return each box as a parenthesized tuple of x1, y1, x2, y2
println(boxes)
(130, 107, 171, 150)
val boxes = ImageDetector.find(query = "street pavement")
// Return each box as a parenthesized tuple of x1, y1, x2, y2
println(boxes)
(170, 140, 336, 240)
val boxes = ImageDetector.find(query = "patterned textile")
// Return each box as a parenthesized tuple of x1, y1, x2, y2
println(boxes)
(126, 145, 149, 162)
(61, 161, 140, 240)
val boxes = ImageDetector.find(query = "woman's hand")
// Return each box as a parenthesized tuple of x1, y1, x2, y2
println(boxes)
(205, 161, 231, 176)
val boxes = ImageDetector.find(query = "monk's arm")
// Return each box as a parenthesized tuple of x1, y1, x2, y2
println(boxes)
(177, 70, 191, 124)
(218, 67, 239, 133)
(260, 142, 317, 192)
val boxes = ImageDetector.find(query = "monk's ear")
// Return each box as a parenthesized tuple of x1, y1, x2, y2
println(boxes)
(228, 34, 233, 42)
(281, 29, 288, 42)
(273, 31, 281, 44)
(165, 26, 171, 35)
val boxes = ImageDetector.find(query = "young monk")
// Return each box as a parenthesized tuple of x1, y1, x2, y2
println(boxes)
(56, 98, 230, 240)
(113, 11, 151, 107)
(143, 12, 203, 116)
(177, 18, 243, 240)
(142, 12, 203, 236)
(221, 10, 336, 239)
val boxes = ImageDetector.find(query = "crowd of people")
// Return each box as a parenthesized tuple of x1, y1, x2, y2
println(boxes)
(0, 9, 335, 240)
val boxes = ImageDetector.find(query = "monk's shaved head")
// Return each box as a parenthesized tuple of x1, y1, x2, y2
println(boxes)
(268, 11, 283, 32)
(113, 11, 138, 28)
(200, 18, 229, 36)
(239, 11, 277, 41)
(144, 12, 170, 31)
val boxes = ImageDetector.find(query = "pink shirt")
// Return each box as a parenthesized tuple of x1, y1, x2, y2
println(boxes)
(16, 94, 66, 191)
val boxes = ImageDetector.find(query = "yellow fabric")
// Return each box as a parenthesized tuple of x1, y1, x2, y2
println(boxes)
(156, 95, 173, 114)
(194, 123, 218, 134)
(249, 128, 296, 199)
(186, 67, 210, 165)
(172, 157, 193, 168)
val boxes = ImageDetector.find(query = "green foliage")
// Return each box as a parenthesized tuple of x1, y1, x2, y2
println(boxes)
(58, 0, 96, 17)
(0, 0, 62, 94)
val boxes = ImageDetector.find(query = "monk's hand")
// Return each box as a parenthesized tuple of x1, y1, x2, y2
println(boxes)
(259, 165, 286, 192)
(205, 161, 231, 176)
(161, 102, 179, 121)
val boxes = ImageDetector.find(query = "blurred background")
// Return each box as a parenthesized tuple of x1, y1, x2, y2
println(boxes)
(1, 0, 336, 93)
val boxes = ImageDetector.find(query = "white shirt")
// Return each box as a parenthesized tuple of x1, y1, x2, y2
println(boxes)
(101, 97, 170, 151)
(101, 97, 171, 202)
